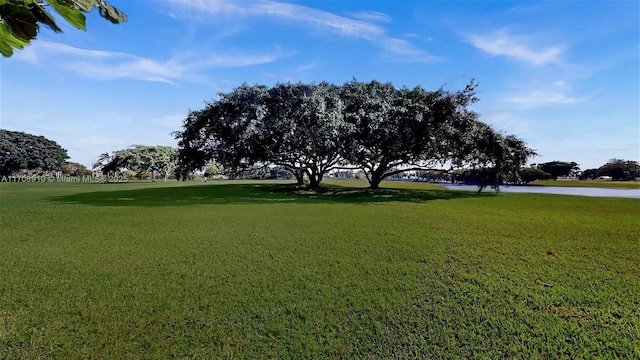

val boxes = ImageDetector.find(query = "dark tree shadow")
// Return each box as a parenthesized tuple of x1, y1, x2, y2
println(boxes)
(48, 182, 491, 207)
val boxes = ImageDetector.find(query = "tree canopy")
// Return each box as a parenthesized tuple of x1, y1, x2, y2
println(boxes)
(175, 81, 536, 189)
(62, 161, 91, 176)
(519, 167, 551, 184)
(0, 129, 69, 175)
(593, 159, 639, 181)
(537, 161, 580, 180)
(337, 80, 535, 189)
(176, 82, 351, 187)
(93, 145, 177, 181)
(0, 0, 127, 57)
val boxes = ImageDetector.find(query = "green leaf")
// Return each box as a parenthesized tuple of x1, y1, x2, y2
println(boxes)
(29, 1, 63, 33)
(0, 21, 29, 57)
(48, 0, 86, 30)
(1, 2, 40, 40)
(0, 41, 14, 56)
(70, 0, 99, 13)
(97, 1, 127, 23)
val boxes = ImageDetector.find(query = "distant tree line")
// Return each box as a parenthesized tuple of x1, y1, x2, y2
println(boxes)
(514, 159, 639, 183)
(1, 130, 180, 181)
(174, 80, 537, 190)
(3, 127, 636, 186)
(93, 145, 177, 181)
(580, 159, 639, 181)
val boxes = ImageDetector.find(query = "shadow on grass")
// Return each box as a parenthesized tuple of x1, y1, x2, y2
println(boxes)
(49, 183, 489, 207)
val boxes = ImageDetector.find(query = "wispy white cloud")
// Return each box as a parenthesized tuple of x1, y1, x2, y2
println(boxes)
(403, 33, 433, 42)
(466, 28, 565, 66)
(507, 81, 588, 106)
(170, 0, 382, 38)
(349, 10, 392, 23)
(381, 38, 441, 62)
(15, 41, 289, 83)
(168, 0, 438, 62)
(32, 41, 131, 59)
(508, 90, 585, 106)
(295, 61, 319, 72)
(15, 41, 129, 65)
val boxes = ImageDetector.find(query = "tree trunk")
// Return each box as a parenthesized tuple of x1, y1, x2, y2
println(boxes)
(368, 176, 382, 189)
(308, 175, 321, 188)
(307, 169, 322, 188)
(368, 167, 386, 190)
(295, 172, 304, 185)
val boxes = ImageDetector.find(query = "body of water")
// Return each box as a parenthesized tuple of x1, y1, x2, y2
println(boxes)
(441, 184, 640, 199)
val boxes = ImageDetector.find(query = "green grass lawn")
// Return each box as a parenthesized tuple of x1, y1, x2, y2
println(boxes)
(1, 179, 639, 358)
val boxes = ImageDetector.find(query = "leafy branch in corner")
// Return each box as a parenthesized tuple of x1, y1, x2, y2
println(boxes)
(0, 0, 126, 56)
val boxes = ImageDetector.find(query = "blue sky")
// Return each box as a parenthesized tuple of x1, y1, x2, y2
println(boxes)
(1, 0, 638, 170)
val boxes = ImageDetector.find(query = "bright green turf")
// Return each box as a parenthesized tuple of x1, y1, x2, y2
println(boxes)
(1, 179, 638, 358)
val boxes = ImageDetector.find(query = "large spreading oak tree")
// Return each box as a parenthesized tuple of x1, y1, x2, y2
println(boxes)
(339, 80, 490, 189)
(260, 82, 350, 187)
(176, 82, 351, 187)
(175, 80, 536, 189)
(0, 129, 69, 175)
(175, 84, 271, 182)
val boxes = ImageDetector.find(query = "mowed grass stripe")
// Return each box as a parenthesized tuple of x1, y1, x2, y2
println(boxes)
(1, 180, 638, 358)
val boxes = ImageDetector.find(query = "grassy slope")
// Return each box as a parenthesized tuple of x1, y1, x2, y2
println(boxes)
(1, 180, 639, 358)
